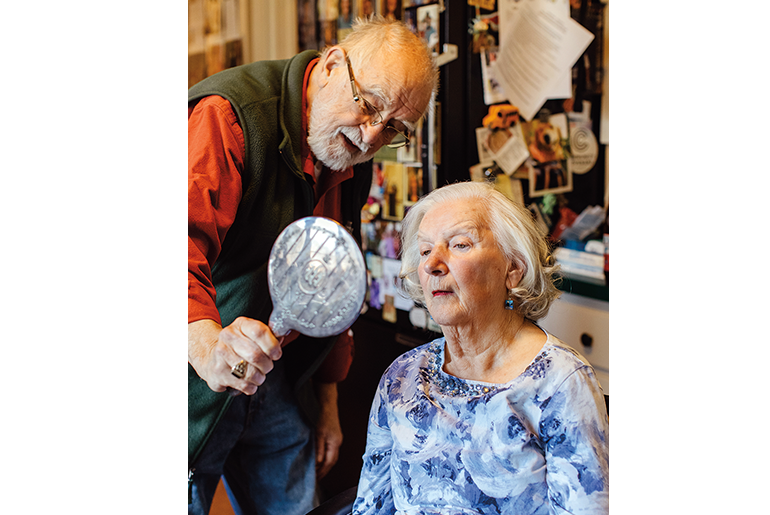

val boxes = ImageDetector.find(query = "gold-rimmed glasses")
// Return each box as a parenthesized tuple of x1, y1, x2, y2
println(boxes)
(345, 55, 411, 149)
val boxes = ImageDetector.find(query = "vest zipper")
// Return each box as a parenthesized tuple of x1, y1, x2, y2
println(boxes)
(188, 467, 195, 503)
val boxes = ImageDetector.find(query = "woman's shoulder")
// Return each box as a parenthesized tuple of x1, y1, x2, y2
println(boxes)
(542, 331, 591, 365)
(383, 337, 444, 376)
(521, 330, 596, 387)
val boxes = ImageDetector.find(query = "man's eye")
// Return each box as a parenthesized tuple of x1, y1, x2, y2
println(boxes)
(362, 99, 379, 116)
(358, 101, 372, 115)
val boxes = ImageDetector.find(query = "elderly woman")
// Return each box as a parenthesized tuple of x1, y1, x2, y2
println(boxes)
(352, 182, 609, 514)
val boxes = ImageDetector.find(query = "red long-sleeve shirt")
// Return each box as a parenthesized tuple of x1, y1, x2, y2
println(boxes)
(188, 61, 355, 382)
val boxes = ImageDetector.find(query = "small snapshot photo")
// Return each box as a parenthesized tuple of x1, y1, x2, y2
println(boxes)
(403, 165, 424, 206)
(520, 113, 573, 197)
(416, 3, 439, 53)
(381, 161, 405, 221)
(337, 0, 356, 40)
(381, 0, 402, 21)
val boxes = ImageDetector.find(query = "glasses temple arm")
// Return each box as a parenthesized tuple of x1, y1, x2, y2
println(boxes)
(345, 55, 360, 102)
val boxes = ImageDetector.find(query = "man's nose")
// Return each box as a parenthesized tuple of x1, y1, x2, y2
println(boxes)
(360, 122, 387, 147)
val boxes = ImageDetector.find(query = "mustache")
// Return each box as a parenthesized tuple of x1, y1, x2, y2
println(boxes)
(339, 127, 371, 154)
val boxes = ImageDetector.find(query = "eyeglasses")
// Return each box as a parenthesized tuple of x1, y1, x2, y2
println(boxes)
(345, 55, 411, 149)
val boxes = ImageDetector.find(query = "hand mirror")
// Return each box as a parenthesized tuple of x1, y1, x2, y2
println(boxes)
(267, 216, 367, 339)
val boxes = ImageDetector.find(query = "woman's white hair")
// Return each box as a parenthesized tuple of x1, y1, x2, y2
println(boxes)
(398, 181, 562, 321)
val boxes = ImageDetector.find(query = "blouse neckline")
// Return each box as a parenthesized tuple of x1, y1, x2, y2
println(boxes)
(426, 330, 553, 398)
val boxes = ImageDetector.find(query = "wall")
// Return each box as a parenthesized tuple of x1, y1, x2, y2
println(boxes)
(244, 0, 298, 63)
(188, 0, 298, 88)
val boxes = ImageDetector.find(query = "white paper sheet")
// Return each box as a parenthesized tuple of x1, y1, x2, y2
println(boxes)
(499, 0, 572, 100)
(496, 0, 594, 121)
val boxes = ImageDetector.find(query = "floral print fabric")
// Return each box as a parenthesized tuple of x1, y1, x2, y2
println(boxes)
(352, 332, 609, 515)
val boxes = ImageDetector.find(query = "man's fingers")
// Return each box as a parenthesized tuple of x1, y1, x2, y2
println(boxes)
(233, 317, 283, 360)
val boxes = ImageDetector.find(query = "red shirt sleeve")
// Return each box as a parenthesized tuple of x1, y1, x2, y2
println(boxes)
(188, 95, 245, 325)
(187, 90, 356, 384)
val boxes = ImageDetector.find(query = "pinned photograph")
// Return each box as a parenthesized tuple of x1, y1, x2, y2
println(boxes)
(382, 0, 402, 20)
(382, 161, 405, 221)
(337, 0, 356, 41)
(404, 166, 424, 206)
(416, 3, 439, 53)
(521, 113, 573, 197)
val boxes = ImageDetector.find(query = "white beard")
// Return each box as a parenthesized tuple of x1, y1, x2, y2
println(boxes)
(307, 106, 376, 171)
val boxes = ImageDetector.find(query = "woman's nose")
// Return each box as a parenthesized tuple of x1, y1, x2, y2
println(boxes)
(423, 248, 447, 276)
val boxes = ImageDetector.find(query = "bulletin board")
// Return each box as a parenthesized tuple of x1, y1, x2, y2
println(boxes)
(298, 0, 444, 51)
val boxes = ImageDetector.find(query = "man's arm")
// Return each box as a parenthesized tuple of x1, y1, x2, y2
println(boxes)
(189, 318, 282, 395)
(188, 96, 281, 394)
(314, 381, 343, 479)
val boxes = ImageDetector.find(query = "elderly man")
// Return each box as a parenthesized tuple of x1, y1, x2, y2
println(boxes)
(187, 16, 438, 515)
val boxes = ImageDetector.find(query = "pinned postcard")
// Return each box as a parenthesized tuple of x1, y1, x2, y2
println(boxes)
(487, 125, 529, 176)
(496, 0, 594, 121)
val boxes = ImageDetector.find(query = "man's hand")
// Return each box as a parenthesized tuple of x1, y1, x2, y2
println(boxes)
(314, 382, 343, 479)
(188, 317, 282, 395)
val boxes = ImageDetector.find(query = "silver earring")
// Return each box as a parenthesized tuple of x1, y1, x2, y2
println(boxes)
(504, 289, 515, 310)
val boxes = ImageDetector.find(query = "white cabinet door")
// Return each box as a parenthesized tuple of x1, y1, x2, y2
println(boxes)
(538, 292, 609, 395)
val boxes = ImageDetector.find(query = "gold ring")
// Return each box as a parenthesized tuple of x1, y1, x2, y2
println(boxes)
(231, 359, 247, 379)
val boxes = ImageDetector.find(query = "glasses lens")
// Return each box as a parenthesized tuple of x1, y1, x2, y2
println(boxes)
(361, 98, 382, 125)
(386, 129, 409, 149)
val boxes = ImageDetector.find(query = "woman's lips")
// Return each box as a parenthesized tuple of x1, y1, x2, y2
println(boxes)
(432, 290, 452, 297)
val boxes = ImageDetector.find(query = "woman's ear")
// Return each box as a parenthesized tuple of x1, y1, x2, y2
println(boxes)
(505, 263, 524, 291)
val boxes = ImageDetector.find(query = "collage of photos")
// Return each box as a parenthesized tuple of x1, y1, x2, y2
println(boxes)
(358, 156, 433, 327)
(299, 0, 443, 54)
(296, 0, 445, 326)
(472, 107, 574, 202)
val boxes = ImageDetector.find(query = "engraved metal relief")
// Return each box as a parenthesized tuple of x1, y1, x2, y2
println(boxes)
(267, 217, 367, 338)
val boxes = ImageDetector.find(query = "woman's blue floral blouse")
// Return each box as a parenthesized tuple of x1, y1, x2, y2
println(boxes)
(352, 332, 609, 515)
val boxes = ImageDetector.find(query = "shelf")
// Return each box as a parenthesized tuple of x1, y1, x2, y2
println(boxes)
(556, 272, 608, 302)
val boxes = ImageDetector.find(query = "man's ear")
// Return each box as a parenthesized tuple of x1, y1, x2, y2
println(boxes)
(317, 47, 345, 88)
